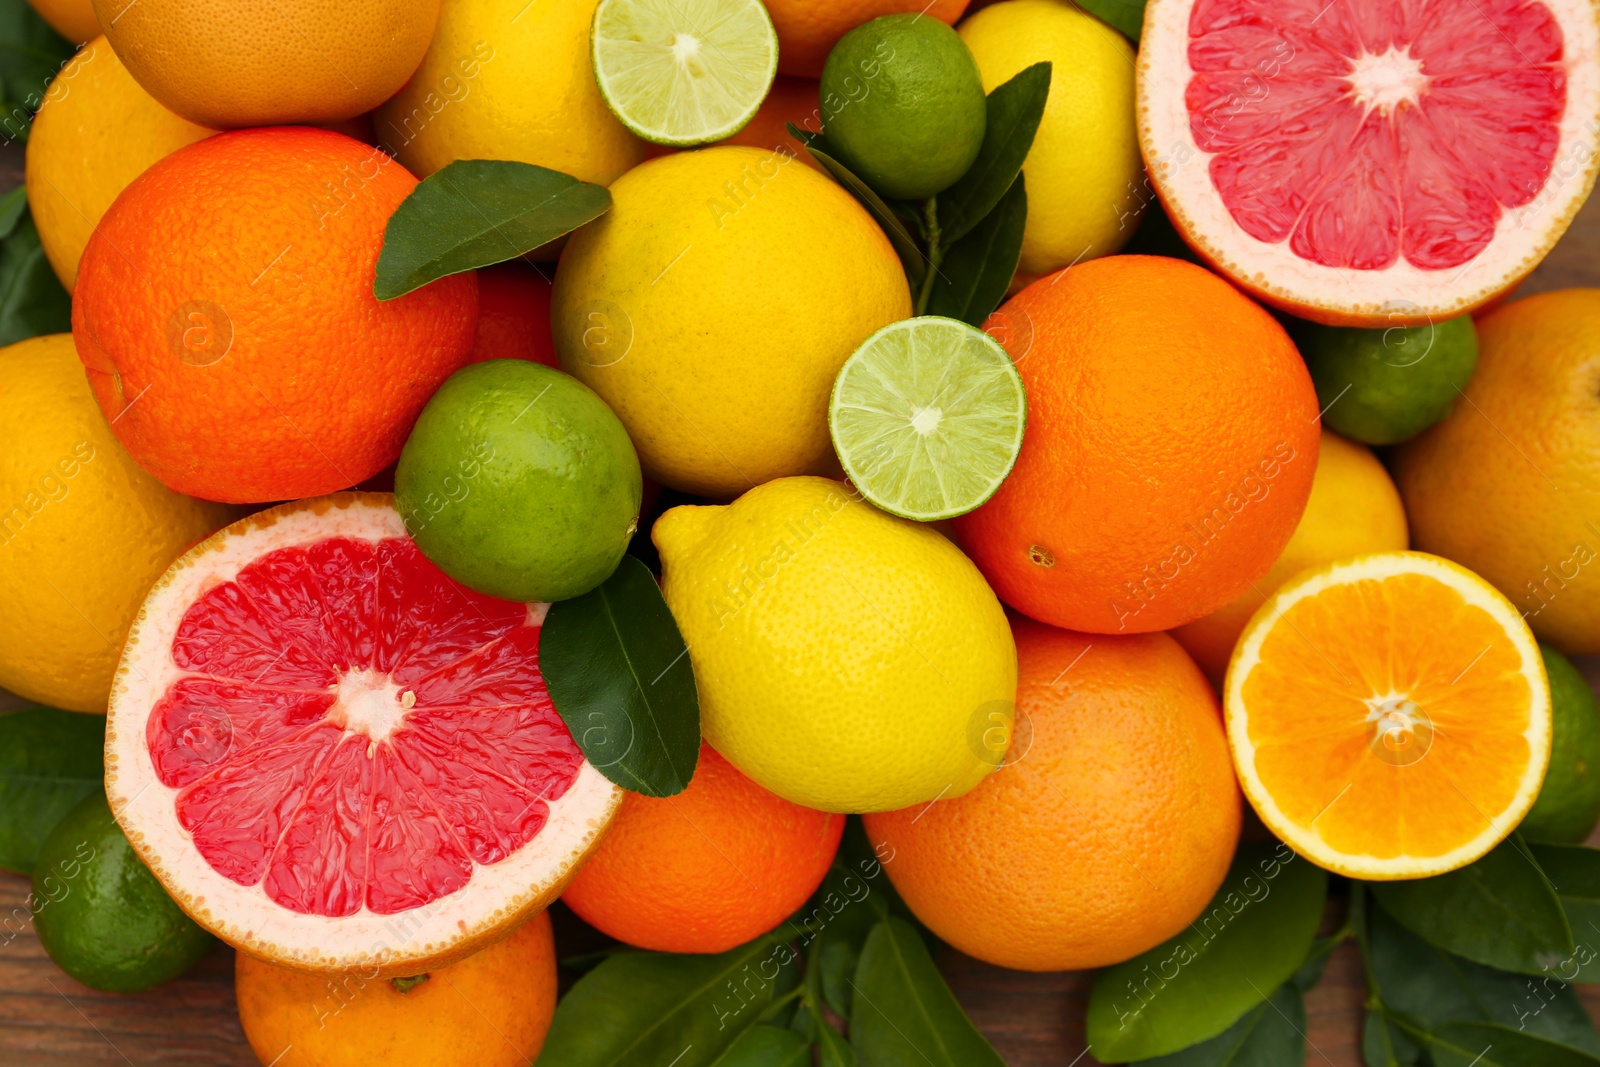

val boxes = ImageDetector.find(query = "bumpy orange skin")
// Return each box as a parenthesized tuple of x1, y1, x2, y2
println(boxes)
(563, 744, 845, 953)
(72, 128, 477, 504)
(236, 911, 557, 1067)
(865, 619, 1241, 971)
(766, 0, 969, 77)
(466, 263, 558, 369)
(951, 255, 1320, 633)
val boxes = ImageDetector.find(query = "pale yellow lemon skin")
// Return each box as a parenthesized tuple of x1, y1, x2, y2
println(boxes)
(0, 336, 235, 712)
(91, 0, 441, 128)
(375, 0, 645, 187)
(553, 147, 912, 498)
(25, 37, 216, 292)
(959, 0, 1143, 276)
(26, 0, 98, 42)
(1173, 430, 1409, 686)
(654, 477, 1018, 813)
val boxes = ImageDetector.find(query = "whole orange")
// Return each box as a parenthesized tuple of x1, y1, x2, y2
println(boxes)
(718, 75, 824, 171)
(466, 263, 558, 369)
(951, 255, 1320, 633)
(72, 127, 477, 504)
(563, 744, 844, 953)
(236, 911, 557, 1067)
(863, 618, 1241, 971)
(766, 0, 970, 77)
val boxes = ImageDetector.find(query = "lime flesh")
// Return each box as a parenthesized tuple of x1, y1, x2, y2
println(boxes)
(592, 0, 778, 146)
(829, 316, 1025, 522)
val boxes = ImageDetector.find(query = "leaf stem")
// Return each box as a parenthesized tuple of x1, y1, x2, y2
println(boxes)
(914, 197, 943, 316)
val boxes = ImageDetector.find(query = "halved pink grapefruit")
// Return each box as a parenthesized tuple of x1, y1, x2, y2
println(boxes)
(1138, 0, 1600, 325)
(106, 494, 621, 976)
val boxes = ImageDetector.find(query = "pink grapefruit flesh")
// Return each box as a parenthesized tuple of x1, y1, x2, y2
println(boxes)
(107, 494, 622, 976)
(1138, 0, 1600, 325)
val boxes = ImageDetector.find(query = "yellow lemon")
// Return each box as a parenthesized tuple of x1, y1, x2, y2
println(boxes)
(25, 37, 216, 292)
(374, 0, 645, 186)
(26, 0, 98, 43)
(1173, 430, 1409, 686)
(553, 147, 912, 497)
(959, 0, 1143, 275)
(0, 335, 234, 712)
(654, 477, 1017, 813)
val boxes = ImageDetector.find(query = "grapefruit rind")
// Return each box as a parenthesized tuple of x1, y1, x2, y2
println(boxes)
(1224, 550, 1550, 880)
(105, 494, 623, 977)
(1136, 0, 1600, 327)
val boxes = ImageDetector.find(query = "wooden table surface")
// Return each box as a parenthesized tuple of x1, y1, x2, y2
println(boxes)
(2, 148, 1599, 1067)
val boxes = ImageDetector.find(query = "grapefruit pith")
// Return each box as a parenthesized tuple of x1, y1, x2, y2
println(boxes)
(106, 495, 621, 977)
(1138, 0, 1600, 325)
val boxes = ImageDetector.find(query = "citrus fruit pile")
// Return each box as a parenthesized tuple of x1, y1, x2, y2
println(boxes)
(1, 0, 1599, 1064)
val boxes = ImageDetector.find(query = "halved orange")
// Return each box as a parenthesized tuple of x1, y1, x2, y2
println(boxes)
(1226, 551, 1550, 880)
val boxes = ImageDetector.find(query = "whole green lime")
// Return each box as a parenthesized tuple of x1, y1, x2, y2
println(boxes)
(1521, 645, 1600, 843)
(31, 792, 212, 992)
(1295, 314, 1478, 444)
(820, 13, 987, 200)
(395, 359, 643, 602)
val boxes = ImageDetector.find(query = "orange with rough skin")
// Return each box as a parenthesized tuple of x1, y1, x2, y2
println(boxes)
(718, 75, 824, 171)
(951, 256, 1320, 633)
(864, 618, 1241, 971)
(766, 0, 970, 77)
(563, 744, 844, 953)
(236, 911, 557, 1067)
(466, 263, 558, 368)
(26, 0, 98, 42)
(72, 127, 477, 504)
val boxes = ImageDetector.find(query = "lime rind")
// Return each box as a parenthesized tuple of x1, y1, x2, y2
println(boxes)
(829, 316, 1027, 522)
(591, 0, 779, 147)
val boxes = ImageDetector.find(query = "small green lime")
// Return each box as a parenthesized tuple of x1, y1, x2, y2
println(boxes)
(1521, 645, 1600, 844)
(1295, 314, 1478, 445)
(395, 360, 643, 603)
(31, 791, 212, 992)
(820, 14, 987, 201)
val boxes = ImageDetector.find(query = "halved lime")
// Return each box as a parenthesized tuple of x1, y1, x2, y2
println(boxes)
(829, 317, 1026, 522)
(591, 0, 779, 147)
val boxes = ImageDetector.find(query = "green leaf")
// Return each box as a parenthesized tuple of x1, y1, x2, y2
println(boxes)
(850, 916, 1004, 1067)
(1364, 896, 1600, 1053)
(0, 203, 71, 345)
(1370, 834, 1573, 975)
(0, 185, 27, 237)
(801, 141, 928, 287)
(375, 159, 610, 300)
(1087, 843, 1328, 1062)
(0, 0, 74, 141)
(936, 62, 1051, 248)
(1530, 843, 1600, 982)
(1427, 1022, 1600, 1067)
(1292, 933, 1344, 993)
(1073, 0, 1148, 40)
(926, 175, 1026, 327)
(1135, 984, 1305, 1066)
(537, 930, 800, 1066)
(541, 555, 700, 797)
(1363, 1011, 1421, 1067)
(0, 707, 105, 875)
(709, 1025, 810, 1067)
(814, 1006, 856, 1067)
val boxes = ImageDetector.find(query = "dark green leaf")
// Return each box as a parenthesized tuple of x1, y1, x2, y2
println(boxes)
(537, 930, 801, 1066)
(1364, 896, 1600, 1053)
(814, 1006, 856, 1067)
(375, 159, 610, 300)
(1530, 843, 1600, 982)
(541, 555, 700, 797)
(850, 916, 1004, 1067)
(0, 0, 74, 141)
(1087, 843, 1328, 1062)
(0, 707, 104, 875)
(1292, 934, 1345, 993)
(783, 120, 825, 150)
(803, 143, 927, 286)
(1363, 1011, 1421, 1067)
(0, 206, 71, 345)
(1136, 984, 1305, 1066)
(1427, 1022, 1600, 1067)
(709, 1025, 810, 1067)
(0, 185, 27, 237)
(926, 175, 1026, 327)
(937, 62, 1051, 247)
(1074, 0, 1148, 40)
(1371, 835, 1573, 975)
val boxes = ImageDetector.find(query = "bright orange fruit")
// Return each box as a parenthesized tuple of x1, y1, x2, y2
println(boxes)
(765, 0, 970, 76)
(466, 264, 558, 369)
